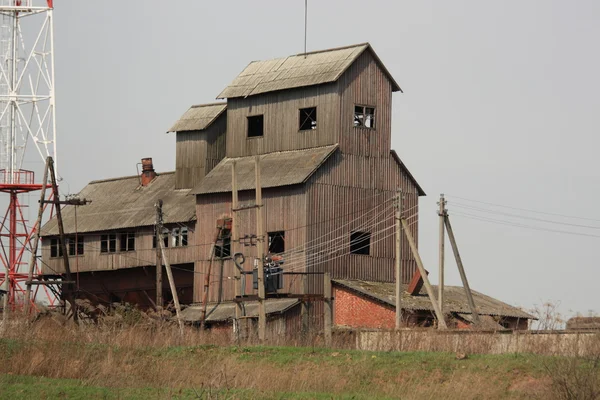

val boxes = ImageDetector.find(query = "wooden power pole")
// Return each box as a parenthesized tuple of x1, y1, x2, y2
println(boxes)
(155, 200, 163, 309)
(438, 194, 446, 314)
(155, 200, 184, 335)
(255, 156, 266, 341)
(25, 157, 50, 313)
(444, 215, 480, 325)
(400, 217, 447, 329)
(395, 189, 403, 329)
(231, 161, 243, 338)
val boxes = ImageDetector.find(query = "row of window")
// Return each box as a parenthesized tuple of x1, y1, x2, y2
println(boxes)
(246, 105, 376, 137)
(49, 228, 189, 258)
(50, 229, 370, 258)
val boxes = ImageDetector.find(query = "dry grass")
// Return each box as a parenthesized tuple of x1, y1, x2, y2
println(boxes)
(0, 308, 597, 399)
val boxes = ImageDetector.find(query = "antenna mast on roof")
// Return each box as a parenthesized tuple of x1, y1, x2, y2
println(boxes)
(304, 0, 307, 58)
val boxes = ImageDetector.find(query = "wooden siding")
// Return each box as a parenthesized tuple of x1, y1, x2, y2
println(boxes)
(194, 186, 308, 303)
(225, 83, 340, 158)
(304, 153, 419, 293)
(41, 223, 197, 275)
(175, 113, 226, 189)
(338, 50, 393, 157)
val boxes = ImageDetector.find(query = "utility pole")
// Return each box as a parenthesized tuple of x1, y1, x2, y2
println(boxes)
(48, 158, 77, 321)
(400, 217, 448, 329)
(231, 161, 243, 338)
(323, 272, 332, 346)
(25, 157, 50, 313)
(155, 200, 163, 310)
(395, 189, 403, 329)
(444, 215, 480, 325)
(255, 156, 266, 341)
(438, 194, 446, 315)
(155, 199, 184, 335)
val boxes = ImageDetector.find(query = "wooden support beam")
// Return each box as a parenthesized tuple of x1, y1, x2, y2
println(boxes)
(255, 156, 266, 341)
(25, 157, 50, 313)
(400, 218, 448, 329)
(158, 235, 184, 335)
(444, 215, 480, 325)
(155, 201, 163, 309)
(231, 160, 243, 340)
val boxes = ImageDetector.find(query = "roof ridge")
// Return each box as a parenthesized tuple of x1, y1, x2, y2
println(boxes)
(226, 144, 339, 162)
(190, 102, 227, 109)
(89, 171, 175, 185)
(293, 42, 369, 57)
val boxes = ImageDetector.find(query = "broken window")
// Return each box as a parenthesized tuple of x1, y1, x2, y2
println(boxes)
(153, 228, 170, 249)
(171, 227, 189, 247)
(268, 231, 285, 254)
(299, 107, 317, 130)
(350, 231, 371, 255)
(172, 228, 180, 247)
(66, 236, 84, 256)
(50, 238, 62, 258)
(353, 105, 375, 129)
(214, 228, 231, 258)
(101, 234, 117, 253)
(120, 232, 135, 252)
(247, 115, 264, 137)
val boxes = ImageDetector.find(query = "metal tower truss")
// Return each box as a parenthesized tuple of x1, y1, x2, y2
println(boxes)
(0, 0, 58, 313)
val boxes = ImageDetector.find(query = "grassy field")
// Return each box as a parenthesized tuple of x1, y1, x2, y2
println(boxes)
(0, 339, 556, 399)
(1, 315, 598, 399)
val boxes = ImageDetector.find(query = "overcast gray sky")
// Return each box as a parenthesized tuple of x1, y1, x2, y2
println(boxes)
(45, 1, 600, 319)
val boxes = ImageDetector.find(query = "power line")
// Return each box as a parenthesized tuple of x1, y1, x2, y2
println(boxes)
(447, 194, 600, 222)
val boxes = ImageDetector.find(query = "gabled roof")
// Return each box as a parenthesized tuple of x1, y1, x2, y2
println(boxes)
(391, 150, 426, 196)
(41, 172, 195, 236)
(167, 102, 226, 133)
(190, 145, 339, 195)
(217, 43, 402, 99)
(333, 279, 535, 320)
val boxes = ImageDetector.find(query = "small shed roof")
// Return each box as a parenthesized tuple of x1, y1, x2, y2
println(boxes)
(181, 298, 300, 322)
(190, 144, 338, 195)
(333, 279, 534, 320)
(217, 43, 401, 99)
(167, 102, 227, 133)
(41, 172, 195, 236)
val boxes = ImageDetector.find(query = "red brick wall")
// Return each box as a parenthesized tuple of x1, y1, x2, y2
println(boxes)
(334, 286, 395, 329)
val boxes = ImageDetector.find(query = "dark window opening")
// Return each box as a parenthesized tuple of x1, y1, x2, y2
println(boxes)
(120, 232, 135, 252)
(353, 105, 375, 129)
(350, 231, 371, 255)
(171, 227, 189, 247)
(268, 231, 285, 254)
(247, 115, 264, 137)
(299, 107, 317, 130)
(66, 236, 84, 256)
(101, 234, 117, 253)
(214, 228, 231, 258)
(50, 238, 62, 258)
(154, 228, 170, 249)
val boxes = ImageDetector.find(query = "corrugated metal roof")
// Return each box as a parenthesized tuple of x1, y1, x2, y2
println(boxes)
(190, 144, 339, 195)
(167, 102, 226, 133)
(333, 279, 535, 320)
(181, 298, 300, 322)
(390, 150, 426, 196)
(217, 43, 401, 99)
(41, 172, 196, 236)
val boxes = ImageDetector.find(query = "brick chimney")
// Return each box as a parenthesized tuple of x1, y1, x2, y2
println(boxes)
(140, 158, 156, 186)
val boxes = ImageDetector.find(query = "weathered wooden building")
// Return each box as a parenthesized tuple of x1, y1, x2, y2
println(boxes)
(41, 43, 534, 330)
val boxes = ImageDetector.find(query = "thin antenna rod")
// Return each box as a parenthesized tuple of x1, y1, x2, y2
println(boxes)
(304, 0, 307, 57)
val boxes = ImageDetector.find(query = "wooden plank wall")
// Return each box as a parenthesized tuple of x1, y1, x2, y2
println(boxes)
(304, 153, 419, 295)
(41, 222, 197, 275)
(225, 83, 340, 158)
(175, 113, 227, 189)
(337, 50, 393, 157)
(194, 186, 307, 303)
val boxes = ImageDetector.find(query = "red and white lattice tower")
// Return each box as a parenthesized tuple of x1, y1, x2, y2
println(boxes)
(0, 0, 57, 310)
